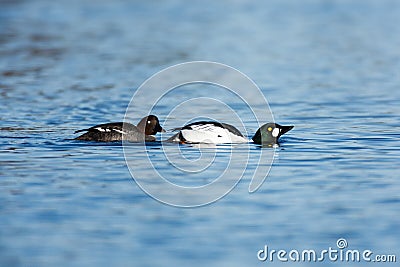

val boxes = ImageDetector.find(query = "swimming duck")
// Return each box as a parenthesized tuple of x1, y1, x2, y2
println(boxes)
(74, 115, 164, 142)
(168, 121, 293, 145)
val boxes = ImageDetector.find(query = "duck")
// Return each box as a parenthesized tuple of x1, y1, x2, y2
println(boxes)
(74, 115, 164, 142)
(167, 121, 293, 145)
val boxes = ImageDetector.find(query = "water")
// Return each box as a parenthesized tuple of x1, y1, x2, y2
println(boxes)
(1, 0, 400, 266)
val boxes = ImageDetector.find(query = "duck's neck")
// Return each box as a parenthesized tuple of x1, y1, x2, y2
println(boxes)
(252, 129, 262, 144)
(136, 117, 147, 133)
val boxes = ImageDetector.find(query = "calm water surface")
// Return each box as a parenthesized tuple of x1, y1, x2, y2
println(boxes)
(1, 0, 399, 266)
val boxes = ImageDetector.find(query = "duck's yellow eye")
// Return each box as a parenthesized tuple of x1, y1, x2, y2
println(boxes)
(267, 127, 272, 132)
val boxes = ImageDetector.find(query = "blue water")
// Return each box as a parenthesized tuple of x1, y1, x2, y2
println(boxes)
(1, 0, 399, 266)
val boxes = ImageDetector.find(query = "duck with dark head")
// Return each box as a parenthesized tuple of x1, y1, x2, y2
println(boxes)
(74, 115, 164, 142)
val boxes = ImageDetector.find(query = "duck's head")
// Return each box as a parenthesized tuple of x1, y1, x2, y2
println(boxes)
(252, 123, 293, 145)
(137, 115, 165, 135)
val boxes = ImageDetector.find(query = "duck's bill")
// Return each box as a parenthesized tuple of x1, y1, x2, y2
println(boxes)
(156, 124, 166, 133)
(279, 125, 294, 136)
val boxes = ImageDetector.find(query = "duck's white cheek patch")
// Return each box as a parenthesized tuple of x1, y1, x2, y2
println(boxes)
(272, 128, 280, 137)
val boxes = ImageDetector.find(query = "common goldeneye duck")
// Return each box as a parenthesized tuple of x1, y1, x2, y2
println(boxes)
(74, 115, 164, 142)
(168, 121, 293, 145)
(251, 123, 294, 145)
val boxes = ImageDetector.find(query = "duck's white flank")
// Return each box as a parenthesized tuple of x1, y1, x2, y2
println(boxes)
(94, 127, 111, 132)
(180, 124, 248, 144)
